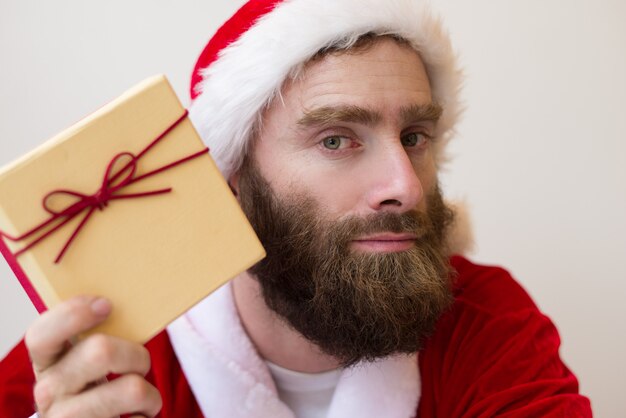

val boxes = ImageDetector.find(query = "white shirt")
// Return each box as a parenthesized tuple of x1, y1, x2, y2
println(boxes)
(266, 361, 342, 418)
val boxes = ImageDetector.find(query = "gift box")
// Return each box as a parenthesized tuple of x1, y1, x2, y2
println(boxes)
(0, 75, 265, 343)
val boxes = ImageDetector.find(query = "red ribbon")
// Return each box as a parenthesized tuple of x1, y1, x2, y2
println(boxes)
(0, 110, 208, 264)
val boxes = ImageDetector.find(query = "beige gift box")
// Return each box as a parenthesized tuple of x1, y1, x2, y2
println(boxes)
(0, 75, 265, 343)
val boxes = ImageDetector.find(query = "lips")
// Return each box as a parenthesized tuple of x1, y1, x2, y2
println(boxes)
(351, 233, 418, 253)
(355, 233, 418, 241)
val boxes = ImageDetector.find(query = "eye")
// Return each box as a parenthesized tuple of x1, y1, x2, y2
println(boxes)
(322, 136, 347, 150)
(401, 132, 430, 147)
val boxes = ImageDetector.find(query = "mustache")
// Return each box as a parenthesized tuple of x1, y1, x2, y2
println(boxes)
(326, 210, 434, 243)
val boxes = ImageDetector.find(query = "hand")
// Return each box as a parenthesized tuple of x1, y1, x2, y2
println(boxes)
(25, 296, 163, 418)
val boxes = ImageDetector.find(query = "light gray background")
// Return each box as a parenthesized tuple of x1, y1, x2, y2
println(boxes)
(1, 1, 624, 416)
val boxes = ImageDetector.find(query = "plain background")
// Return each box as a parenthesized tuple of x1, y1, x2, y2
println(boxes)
(1, 0, 624, 416)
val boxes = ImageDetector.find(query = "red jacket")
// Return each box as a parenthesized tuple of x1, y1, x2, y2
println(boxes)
(0, 256, 592, 417)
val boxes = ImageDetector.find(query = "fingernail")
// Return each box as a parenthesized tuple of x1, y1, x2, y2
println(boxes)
(90, 297, 112, 317)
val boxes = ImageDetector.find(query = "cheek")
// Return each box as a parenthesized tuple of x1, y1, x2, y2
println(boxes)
(274, 161, 366, 216)
(307, 180, 358, 213)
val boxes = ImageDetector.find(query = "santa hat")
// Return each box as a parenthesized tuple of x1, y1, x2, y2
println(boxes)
(188, 0, 463, 181)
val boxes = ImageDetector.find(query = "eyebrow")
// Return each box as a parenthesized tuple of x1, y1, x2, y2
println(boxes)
(296, 102, 443, 129)
(297, 105, 382, 127)
(400, 102, 443, 126)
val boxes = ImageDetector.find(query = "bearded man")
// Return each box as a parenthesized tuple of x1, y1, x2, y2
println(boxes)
(0, 1, 592, 417)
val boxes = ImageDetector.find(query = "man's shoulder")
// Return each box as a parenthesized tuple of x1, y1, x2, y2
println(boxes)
(417, 256, 592, 417)
(426, 254, 547, 354)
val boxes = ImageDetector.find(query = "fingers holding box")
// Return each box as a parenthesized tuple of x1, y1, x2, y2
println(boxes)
(24, 296, 162, 417)
(25, 295, 112, 374)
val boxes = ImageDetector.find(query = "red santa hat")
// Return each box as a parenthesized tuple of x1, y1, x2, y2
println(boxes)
(188, 0, 462, 180)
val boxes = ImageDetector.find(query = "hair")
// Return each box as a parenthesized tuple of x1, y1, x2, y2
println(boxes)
(317, 32, 410, 59)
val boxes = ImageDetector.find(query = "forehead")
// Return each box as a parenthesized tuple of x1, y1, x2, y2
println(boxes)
(281, 37, 433, 112)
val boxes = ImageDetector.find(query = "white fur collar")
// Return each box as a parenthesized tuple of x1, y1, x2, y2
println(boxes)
(167, 283, 421, 417)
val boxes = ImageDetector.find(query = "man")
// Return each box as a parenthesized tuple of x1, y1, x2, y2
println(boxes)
(0, 0, 592, 417)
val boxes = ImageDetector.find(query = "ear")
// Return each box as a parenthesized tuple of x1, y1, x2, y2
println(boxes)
(228, 170, 241, 199)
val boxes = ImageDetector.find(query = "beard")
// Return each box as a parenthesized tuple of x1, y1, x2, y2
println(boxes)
(237, 159, 455, 366)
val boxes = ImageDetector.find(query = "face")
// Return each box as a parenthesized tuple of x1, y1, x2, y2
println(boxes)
(234, 38, 453, 365)
(247, 37, 440, 234)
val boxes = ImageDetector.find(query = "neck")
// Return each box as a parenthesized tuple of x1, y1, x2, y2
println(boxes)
(232, 272, 342, 373)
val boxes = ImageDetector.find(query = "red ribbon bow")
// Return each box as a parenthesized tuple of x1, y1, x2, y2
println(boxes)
(0, 110, 209, 263)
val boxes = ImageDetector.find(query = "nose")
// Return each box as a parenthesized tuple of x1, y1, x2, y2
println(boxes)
(365, 143, 423, 213)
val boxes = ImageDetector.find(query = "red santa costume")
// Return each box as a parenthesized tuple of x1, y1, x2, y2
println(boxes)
(0, 257, 592, 417)
(0, 0, 592, 416)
